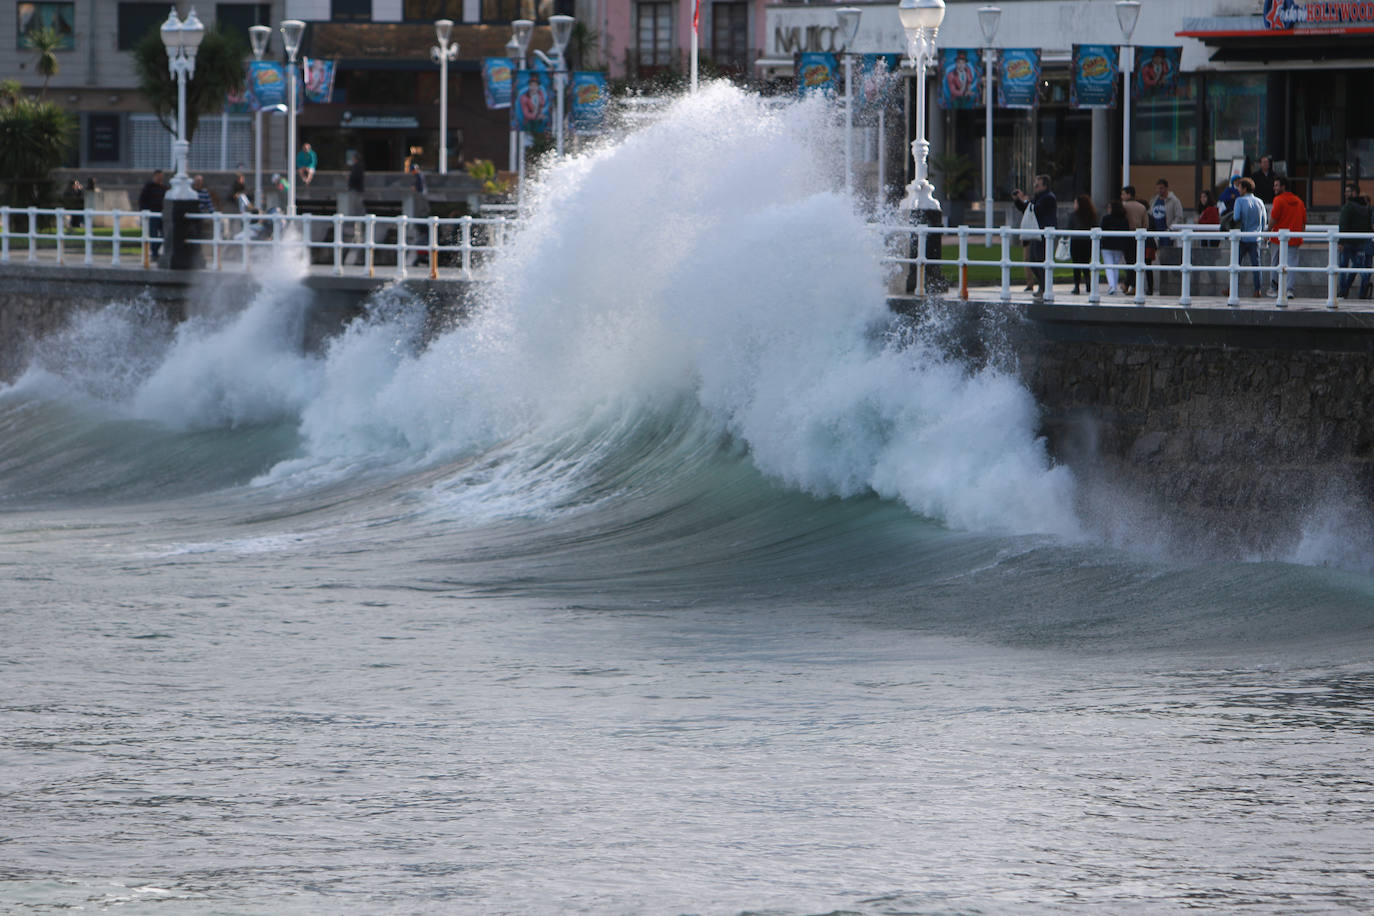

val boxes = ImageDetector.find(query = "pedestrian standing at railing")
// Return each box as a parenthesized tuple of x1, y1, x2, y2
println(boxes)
(1147, 179, 1183, 296)
(1232, 177, 1266, 298)
(1338, 185, 1372, 300)
(192, 174, 214, 213)
(138, 169, 167, 258)
(1012, 174, 1056, 298)
(62, 179, 83, 228)
(1069, 194, 1096, 295)
(1119, 186, 1148, 295)
(1100, 199, 1130, 294)
(1197, 189, 1220, 248)
(1267, 175, 1306, 298)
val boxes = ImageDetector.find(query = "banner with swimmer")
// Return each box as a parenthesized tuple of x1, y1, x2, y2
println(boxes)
(1071, 44, 1118, 109)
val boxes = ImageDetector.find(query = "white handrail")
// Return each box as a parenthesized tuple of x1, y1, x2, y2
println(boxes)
(0, 206, 156, 268)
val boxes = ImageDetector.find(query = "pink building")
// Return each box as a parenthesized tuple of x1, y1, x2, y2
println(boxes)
(591, 0, 769, 80)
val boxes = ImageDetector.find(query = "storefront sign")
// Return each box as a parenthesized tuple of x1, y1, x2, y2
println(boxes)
(938, 49, 983, 110)
(340, 113, 419, 129)
(1264, 0, 1374, 28)
(796, 52, 839, 97)
(1070, 44, 1118, 109)
(997, 49, 1040, 109)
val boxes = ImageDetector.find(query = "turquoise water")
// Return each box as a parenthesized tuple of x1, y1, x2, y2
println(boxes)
(3, 87, 1373, 914)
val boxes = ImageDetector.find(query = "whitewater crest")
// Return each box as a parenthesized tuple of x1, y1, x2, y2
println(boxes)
(2, 84, 1079, 537)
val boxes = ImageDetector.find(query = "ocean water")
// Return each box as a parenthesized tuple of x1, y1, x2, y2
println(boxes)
(3, 86, 1374, 915)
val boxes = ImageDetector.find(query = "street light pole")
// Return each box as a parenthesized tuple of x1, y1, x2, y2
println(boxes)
(280, 19, 305, 218)
(432, 19, 459, 175)
(533, 15, 575, 157)
(511, 19, 533, 197)
(1116, 1, 1140, 190)
(249, 24, 270, 211)
(160, 6, 205, 202)
(506, 35, 520, 173)
(898, 0, 945, 214)
(977, 6, 1000, 243)
(836, 7, 862, 198)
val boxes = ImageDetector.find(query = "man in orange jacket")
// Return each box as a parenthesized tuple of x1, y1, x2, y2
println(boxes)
(1268, 175, 1307, 298)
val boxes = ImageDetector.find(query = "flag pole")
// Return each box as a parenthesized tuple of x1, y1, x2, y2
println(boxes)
(690, 0, 700, 92)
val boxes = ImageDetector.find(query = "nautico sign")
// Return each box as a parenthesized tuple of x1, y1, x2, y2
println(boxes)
(1263, 0, 1374, 28)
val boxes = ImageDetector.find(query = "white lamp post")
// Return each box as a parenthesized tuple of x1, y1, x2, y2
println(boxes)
(280, 18, 305, 218)
(506, 34, 520, 172)
(249, 24, 270, 210)
(160, 6, 205, 201)
(898, 0, 945, 214)
(1116, 0, 1140, 190)
(532, 14, 575, 157)
(836, 7, 862, 197)
(978, 6, 1000, 242)
(432, 19, 459, 175)
(511, 19, 533, 193)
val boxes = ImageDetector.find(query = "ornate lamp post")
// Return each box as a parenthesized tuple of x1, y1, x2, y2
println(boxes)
(836, 7, 862, 197)
(249, 24, 270, 210)
(160, 6, 205, 202)
(978, 6, 1000, 242)
(532, 14, 575, 157)
(898, 0, 945, 214)
(1116, 1, 1140, 189)
(432, 19, 459, 175)
(279, 18, 305, 217)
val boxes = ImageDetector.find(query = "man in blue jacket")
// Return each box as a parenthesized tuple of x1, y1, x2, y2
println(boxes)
(1232, 177, 1267, 297)
(1013, 174, 1057, 298)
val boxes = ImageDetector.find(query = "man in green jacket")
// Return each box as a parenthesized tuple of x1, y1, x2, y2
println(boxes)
(1338, 185, 1372, 299)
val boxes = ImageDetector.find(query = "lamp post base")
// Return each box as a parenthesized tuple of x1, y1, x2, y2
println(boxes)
(903, 205, 948, 295)
(159, 197, 205, 270)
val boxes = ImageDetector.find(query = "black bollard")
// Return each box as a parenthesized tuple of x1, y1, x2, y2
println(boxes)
(160, 197, 205, 270)
(904, 207, 948, 295)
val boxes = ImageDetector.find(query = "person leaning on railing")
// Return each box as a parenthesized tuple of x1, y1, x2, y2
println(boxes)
(1232, 177, 1267, 298)
(1338, 185, 1372, 300)
(1267, 175, 1306, 298)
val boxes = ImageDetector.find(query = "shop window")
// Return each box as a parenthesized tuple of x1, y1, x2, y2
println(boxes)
(117, 2, 164, 51)
(332, 0, 371, 20)
(478, 0, 570, 23)
(216, 3, 271, 46)
(1132, 74, 1198, 163)
(336, 69, 419, 106)
(637, 1, 672, 69)
(1206, 73, 1266, 166)
(710, 1, 747, 72)
(405, 0, 465, 19)
(17, 2, 74, 49)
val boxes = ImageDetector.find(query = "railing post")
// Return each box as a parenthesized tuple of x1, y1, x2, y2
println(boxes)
(1088, 227, 1101, 303)
(365, 214, 376, 278)
(957, 225, 968, 300)
(1179, 229, 1192, 306)
(396, 214, 408, 279)
(1277, 229, 1289, 307)
(999, 226, 1011, 303)
(1327, 227, 1339, 309)
(142, 211, 150, 269)
(211, 214, 222, 270)
(1133, 229, 1146, 305)
(333, 212, 343, 276)
(26, 206, 38, 262)
(429, 216, 439, 280)
(54, 208, 65, 266)
(461, 215, 473, 279)
(110, 210, 122, 266)
(83, 210, 94, 265)
(1, 206, 9, 264)
(914, 222, 926, 295)
(1042, 227, 1054, 303)
(1227, 230, 1240, 307)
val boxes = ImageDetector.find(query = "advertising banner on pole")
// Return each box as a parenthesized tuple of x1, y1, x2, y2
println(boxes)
(858, 53, 900, 114)
(1070, 44, 1118, 109)
(938, 48, 983, 110)
(796, 52, 838, 97)
(570, 71, 609, 132)
(248, 61, 288, 108)
(1133, 46, 1181, 98)
(997, 49, 1040, 109)
(513, 68, 552, 132)
(483, 57, 515, 109)
(302, 58, 336, 104)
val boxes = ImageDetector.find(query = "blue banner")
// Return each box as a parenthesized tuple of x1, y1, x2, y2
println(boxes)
(1134, 46, 1181, 98)
(248, 61, 288, 109)
(857, 54, 900, 113)
(570, 71, 609, 132)
(483, 57, 514, 110)
(997, 48, 1040, 109)
(1071, 44, 1118, 109)
(938, 48, 982, 109)
(224, 83, 255, 114)
(796, 52, 838, 97)
(303, 58, 336, 104)
(513, 68, 552, 132)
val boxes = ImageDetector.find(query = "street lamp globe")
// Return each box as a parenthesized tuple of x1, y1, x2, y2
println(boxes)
(550, 14, 574, 55)
(280, 19, 305, 60)
(836, 7, 861, 47)
(435, 18, 453, 45)
(249, 24, 270, 58)
(1116, 0, 1141, 41)
(181, 8, 205, 53)
(978, 5, 1001, 43)
(160, 8, 185, 51)
(898, 0, 945, 35)
(512, 19, 533, 61)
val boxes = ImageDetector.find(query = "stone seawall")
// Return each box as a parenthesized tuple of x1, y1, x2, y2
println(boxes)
(901, 297, 1374, 552)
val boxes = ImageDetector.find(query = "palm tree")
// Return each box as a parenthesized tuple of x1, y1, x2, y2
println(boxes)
(26, 27, 62, 98)
(0, 97, 76, 206)
(134, 26, 246, 146)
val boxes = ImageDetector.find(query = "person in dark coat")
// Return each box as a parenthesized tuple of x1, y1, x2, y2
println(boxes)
(1100, 198, 1131, 294)
(1070, 193, 1097, 294)
(1012, 174, 1057, 297)
(347, 152, 365, 193)
(137, 169, 167, 258)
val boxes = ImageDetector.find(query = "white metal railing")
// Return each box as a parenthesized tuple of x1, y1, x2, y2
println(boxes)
(878, 222, 1374, 310)
(185, 210, 518, 280)
(0, 205, 160, 268)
